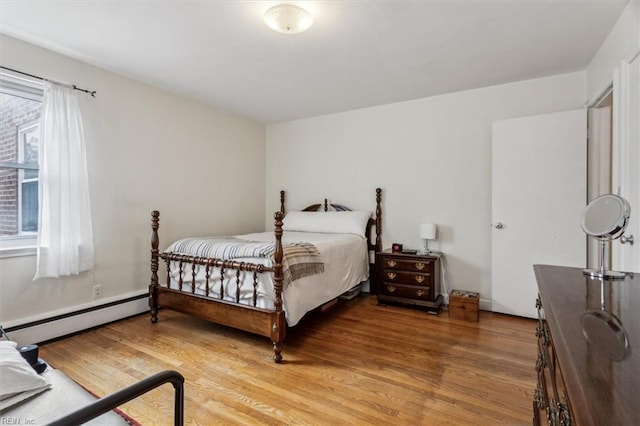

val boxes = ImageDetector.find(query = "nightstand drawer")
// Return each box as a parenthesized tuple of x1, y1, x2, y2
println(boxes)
(382, 269, 432, 286)
(381, 258, 434, 274)
(375, 249, 443, 313)
(380, 283, 432, 301)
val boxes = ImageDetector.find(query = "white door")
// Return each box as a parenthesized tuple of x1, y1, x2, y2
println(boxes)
(612, 55, 640, 272)
(492, 110, 587, 318)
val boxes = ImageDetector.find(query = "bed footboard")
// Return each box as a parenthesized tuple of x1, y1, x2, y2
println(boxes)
(149, 210, 286, 363)
(149, 210, 160, 324)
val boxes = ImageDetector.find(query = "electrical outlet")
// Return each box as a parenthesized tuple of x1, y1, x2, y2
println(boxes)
(92, 284, 103, 300)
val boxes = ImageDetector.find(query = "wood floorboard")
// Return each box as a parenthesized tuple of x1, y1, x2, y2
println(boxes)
(40, 295, 537, 425)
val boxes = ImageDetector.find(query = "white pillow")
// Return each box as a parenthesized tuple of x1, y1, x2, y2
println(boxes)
(282, 211, 371, 237)
(0, 341, 50, 399)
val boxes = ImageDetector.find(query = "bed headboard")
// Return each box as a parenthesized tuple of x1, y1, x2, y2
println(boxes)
(279, 188, 382, 254)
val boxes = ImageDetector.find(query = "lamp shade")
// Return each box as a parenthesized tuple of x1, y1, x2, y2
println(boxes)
(420, 223, 437, 240)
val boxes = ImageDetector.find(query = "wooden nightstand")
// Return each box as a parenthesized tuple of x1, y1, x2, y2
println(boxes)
(375, 249, 443, 313)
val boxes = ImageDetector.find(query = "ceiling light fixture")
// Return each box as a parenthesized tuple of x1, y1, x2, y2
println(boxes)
(264, 4, 313, 34)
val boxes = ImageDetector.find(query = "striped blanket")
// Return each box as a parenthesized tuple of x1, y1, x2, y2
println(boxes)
(165, 237, 324, 285)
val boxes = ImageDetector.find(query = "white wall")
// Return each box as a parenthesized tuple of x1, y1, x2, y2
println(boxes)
(0, 35, 266, 331)
(4, 0, 633, 333)
(266, 72, 585, 303)
(586, 0, 640, 103)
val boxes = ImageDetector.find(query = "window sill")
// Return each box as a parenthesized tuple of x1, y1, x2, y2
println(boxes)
(0, 246, 37, 259)
(0, 236, 37, 258)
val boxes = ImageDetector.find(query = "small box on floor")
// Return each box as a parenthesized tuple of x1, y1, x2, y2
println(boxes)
(449, 290, 479, 321)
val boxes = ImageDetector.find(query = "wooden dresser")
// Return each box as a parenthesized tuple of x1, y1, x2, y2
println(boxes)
(533, 265, 639, 425)
(375, 250, 442, 313)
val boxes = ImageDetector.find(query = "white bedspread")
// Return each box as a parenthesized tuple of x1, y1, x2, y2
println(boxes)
(166, 231, 369, 326)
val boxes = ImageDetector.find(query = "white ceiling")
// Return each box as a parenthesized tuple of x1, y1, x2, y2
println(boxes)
(0, 1, 629, 124)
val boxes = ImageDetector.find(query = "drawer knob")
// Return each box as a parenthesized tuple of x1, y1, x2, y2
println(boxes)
(415, 262, 425, 270)
(535, 324, 550, 347)
(386, 285, 397, 293)
(387, 260, 397, 267)
(559, 394, 572, 425)
(535, 352, 546, 372)
(387, 272, 397, 280)
(542, 327, 550, 347)
(414, 275, 425, 283)
(416, 289, 426, 297)
(534, 385, 545, 410)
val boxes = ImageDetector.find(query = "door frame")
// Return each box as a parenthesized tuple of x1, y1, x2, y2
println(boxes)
(611, 51, 640, 272)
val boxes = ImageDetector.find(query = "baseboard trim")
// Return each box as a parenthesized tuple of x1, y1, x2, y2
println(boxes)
(479, 298, 492, 311)
(3, 292, 148, 346)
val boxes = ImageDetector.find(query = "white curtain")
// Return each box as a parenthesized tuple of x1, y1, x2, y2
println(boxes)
(34, 82, 94, 279)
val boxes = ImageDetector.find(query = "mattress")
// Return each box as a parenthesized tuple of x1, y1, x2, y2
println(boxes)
(165, 231, 369, 326)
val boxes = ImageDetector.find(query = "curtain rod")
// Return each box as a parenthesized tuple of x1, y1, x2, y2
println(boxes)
(0, 65, 97, 97)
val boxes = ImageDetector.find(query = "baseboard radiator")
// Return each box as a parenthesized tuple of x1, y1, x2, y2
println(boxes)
(3, 292, 148, 346)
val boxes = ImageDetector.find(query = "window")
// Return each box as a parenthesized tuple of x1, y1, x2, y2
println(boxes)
(0, 72, 43, 252)
(18, 121, 40, 233)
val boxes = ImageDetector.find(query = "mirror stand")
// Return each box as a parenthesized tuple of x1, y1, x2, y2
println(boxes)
(583, 240, 626, 280)
(581, 194, 630, 280)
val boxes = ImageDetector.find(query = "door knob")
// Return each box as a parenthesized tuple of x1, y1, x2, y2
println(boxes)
(494, 222, 504, 229)
(620, 235, 634, 245)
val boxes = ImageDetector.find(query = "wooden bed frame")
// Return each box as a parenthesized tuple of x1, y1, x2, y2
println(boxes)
(149, 188, 382, 363)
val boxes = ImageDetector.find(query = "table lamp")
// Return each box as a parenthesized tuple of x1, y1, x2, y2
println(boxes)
(420, 223, 437, 254)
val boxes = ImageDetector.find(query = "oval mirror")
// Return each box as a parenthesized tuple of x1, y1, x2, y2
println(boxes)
(581, 310, 630, 361)
(581, 194, 631, 279)
(581, 276, 630, 361)
(581, 194, 630, 240)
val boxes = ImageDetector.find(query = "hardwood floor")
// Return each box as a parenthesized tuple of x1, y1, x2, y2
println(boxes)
(40, 295, 537, 425)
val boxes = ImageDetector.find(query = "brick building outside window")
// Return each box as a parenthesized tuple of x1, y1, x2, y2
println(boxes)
(0, 75, 42, 242)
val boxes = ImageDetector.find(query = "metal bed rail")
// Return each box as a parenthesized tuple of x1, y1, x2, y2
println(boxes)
(46, 370, 185, 426)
